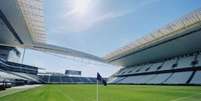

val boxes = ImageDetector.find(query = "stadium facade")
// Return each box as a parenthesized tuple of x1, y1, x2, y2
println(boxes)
(106, 9, 201, 85)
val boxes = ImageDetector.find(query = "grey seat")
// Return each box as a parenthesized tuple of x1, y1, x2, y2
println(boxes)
(190, 71, 201, 84)
(164, 71, 193, 84)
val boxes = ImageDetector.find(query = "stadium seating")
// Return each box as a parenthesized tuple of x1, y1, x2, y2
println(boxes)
(107, 77, 118, 83)
(39, 76, 49, 83)
(61, 76, 72, 83)
(11, 72, 41, 83)
(88, 78, 97, 83)
(125, 67, 137, 75)
(135, 65, 146, 73)
(117, 74, 155, 84)
(195, 53, 201, 67)
(127, 67, 138, 74)
(0, 70, 24, 80)
(0, 78, 6, 91)
(163, 71, 193, 84)
(71, 77, 80, 82)
(50, 76, 62, 83)
(176, 55, 195, 69)
(80, 77, 88, 83)
(146, 62, 163, 72)
(147, 73, 172, 84)
(111, 77, 124, 83)
(160, 58, 177, 70)
(190, 71, 201, 84)
(118, 67, 135, 75)
(137, 64, 152, 73)
(0, 56, 40, 86)
(135, 75, 156, 84)
(39, 75, 97, 84)
(110, 52, 201, 85)
(0, 84, 6, 91)
(118, 76, 140, 84)
(117, 69, 127, 75)
(115, 68, 126, 75)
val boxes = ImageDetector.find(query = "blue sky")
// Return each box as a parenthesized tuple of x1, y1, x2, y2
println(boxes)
(23, 0, 201, 77)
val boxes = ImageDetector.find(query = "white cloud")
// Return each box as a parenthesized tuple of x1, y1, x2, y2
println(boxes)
(89, 10, 133, 25)
(65, 10, 134, 32)
(64, 0, 93, 17)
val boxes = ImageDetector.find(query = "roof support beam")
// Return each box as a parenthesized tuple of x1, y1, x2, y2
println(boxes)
(0, 10, 23, 44)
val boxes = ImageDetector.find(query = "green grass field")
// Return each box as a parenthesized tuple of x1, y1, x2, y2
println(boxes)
(0, 84, 201, 101)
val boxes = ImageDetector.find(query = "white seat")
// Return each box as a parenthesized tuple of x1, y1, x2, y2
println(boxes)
(129, 75, 152, 84)
(190, 71, 201, 84)
(116, 69, 125, 75)
(195, 54, 201, 67)
(112, 77, 126, 83)
(118, 67, 135, 75)
(12, 72, 40, 82)
(148, 62, 163, 72)
(117, 68, 130, 75)
(148, 73, 172, 84)
(134, 65, 147, 73)
(164, 71, 193, 84)
(107, 77, 118, 83)
(176, 56, 195, 69)
(126, 67, 138, 74)
(119, 76, 139, 83)
(143, 74, 157, 83)
(138, 64, 152, 73)
(119, 75, 145, 84)
(0, 71, 24, 80)
(119, 75, 156, 84)
(160, 59, 177, 70)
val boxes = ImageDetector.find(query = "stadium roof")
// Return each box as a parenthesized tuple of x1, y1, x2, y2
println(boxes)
(17, 0, 46, 43)
(0, 0, 46, 45)
(32, 42, 105, 62)
(0, 0, 105, 63)
(104, 8, 201, 66)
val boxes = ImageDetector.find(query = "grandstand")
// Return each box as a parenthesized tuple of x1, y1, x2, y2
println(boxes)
(0, 0, 201, 87)
(39, 72, 97, 84)
(106, 8, 201, 85)
(0, 51, 41, 83)
(1, 0, 201, 101)
(0, 0, 104, 90)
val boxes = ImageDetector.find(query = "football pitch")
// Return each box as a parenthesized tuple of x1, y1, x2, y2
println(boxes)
(0, 84, 201, 101)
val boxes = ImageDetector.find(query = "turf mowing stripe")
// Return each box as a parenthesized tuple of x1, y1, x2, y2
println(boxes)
(1, 85, 201, 101)
(0, 85, 42, 98)
(56, 85, 75, 101)
(170, 92, 201, 101)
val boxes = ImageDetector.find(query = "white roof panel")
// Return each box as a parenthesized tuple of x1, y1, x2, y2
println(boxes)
(105, 8, 201, 61)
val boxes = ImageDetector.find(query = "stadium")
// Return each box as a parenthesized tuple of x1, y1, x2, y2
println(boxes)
(0, 0, 201, 101)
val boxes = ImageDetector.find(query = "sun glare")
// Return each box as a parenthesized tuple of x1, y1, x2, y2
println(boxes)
(72, 0, 92, 16)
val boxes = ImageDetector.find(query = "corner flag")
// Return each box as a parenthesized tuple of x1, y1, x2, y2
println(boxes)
(97, 72, 107, 86)
(96, 72, 107, 101)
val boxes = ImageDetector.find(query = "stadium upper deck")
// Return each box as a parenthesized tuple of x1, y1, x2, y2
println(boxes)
(105, 8, 201, 67)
